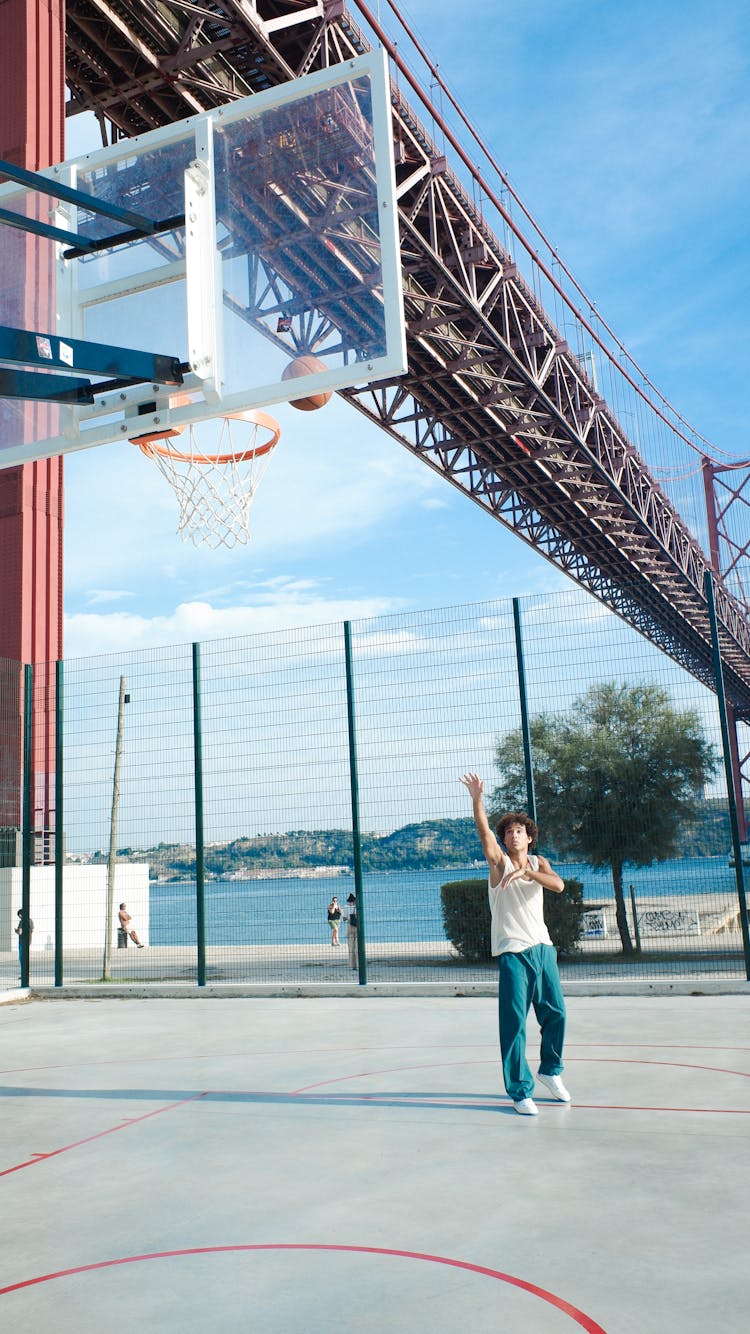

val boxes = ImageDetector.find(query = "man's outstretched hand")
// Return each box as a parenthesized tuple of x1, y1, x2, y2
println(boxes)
(459, 772, 484, 801)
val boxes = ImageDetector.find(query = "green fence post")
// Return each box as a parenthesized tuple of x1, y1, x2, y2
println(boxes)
(55, 659, 63, 987)
(704, 570, 750, 979)
(192, 642, 206, 986)
(21, 664, 32, 989)
(628, 883, 642, 954)
(512, 597, 537, 823)
(344, 621, 366, 985)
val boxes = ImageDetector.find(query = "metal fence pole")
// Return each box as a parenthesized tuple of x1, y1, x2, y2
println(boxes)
(628, 883, 642, 954)
(192, 642, 206, 986)
(704, 570, 750, 979)
(512, 598, 537, 823)
(344, 621, 366, 984)
(103, 675, 127, 982)
(21, 664, 32, 989)
(54, 659, 63, 987)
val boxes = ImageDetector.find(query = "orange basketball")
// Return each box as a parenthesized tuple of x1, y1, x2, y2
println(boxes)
(281, 354, 333, 412)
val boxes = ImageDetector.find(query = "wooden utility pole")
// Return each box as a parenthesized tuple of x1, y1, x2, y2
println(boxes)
(102, 676, 127, 980)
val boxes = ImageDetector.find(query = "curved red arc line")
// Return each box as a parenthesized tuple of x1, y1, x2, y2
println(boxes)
(1, 1040, 746, 1079)
(0, 1243, 608, 1331)
(568, 1057, 750, 1076)
(571, 1103, 750, 1114)
(291, 1053, 749, 1095)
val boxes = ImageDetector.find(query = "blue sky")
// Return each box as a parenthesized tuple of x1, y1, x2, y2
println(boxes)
(62, 0, 750, 659)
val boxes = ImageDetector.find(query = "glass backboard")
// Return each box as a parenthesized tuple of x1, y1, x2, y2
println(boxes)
(0, 50, 406, 467)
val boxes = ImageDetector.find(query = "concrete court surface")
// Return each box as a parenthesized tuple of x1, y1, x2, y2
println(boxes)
(0, 994, 747, 1334)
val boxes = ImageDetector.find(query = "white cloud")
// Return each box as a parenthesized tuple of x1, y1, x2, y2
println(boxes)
(85, 589, 135, 606)
(64, 589, 405, 658)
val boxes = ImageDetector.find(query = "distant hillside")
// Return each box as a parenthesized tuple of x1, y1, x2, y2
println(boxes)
(85, 799, 733, 881)
(92, 818, 482, 880)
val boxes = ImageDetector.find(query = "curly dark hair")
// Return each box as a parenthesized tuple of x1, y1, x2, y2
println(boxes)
(495, 811, 538, 848)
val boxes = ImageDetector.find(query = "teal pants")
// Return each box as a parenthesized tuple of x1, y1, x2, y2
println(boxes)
(498, 944, 566, 1102)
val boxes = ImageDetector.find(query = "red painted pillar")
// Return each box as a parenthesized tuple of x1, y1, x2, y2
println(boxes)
(0, 0, 65, 864)
(701, 456, 749, 840)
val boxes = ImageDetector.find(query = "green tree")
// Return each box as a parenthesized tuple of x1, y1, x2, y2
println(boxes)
(491, 682, 717, 954)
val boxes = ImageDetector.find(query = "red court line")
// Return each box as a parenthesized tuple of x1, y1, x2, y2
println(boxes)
(0, 1243, 608, 1330)
(566, 1043, 750, 1051)
(2, 1053, 747, 1179)
(2, 1085, 747, 1174)
(293, 1092, 750, 1115)
(0, 1093, 207, 1178)
(291, 1054, 750, 1095)
(567, 1056, 749, 1077)
(302, 1091, 750, 1115)
(0, 1040, 747, 1079)
(569, 1104, 750, 1114)
(292, 1058, 490, 1093)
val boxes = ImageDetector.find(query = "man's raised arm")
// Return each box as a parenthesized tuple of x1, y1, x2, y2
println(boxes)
(459, 772, 503, 874)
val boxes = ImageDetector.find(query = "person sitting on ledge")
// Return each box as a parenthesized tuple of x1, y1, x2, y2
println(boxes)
(118, 903, 145, 948)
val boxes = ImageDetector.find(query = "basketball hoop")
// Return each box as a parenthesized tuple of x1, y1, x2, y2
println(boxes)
(131, 409, 281, 549)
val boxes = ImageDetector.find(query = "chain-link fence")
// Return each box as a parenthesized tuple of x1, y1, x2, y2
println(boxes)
(2, 587, 748, 990)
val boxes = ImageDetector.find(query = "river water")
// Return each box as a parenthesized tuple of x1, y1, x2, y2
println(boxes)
(149, 856, 742, 945)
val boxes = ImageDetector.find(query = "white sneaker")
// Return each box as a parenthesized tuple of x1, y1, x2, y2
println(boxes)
(537, 1073, 571, 1102)
(513, 1098, 538, 1116)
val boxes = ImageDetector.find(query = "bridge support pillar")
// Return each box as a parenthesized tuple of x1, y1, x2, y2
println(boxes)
(0, 0, 65, 866)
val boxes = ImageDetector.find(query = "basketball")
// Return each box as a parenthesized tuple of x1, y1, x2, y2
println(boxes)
(281, 354, 333, 411)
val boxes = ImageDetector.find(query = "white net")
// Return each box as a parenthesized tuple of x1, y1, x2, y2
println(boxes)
(133, 410, 280, 549)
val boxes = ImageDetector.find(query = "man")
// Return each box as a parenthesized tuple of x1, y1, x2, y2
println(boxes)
(15, 908, 34, 977)
(460, 772, 570, 1116)
(345, 893, 358, 971)
(118, 903, 145, 948)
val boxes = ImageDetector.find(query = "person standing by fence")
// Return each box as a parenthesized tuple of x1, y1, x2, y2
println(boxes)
(460, 772, 571, 1116)
(15, 908, 33, 978)
(345, 893, 358, 971)
(327, 896, 342, 946)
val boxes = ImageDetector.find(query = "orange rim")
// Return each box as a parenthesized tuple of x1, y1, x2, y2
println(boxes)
(132, 409, 280, 463)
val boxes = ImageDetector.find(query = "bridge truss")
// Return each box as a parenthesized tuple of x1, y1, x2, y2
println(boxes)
(63, 0, 750, 718)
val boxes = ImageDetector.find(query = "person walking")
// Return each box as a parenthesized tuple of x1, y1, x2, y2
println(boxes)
(460, 772, 571, 1116)
(327, 896, 342, 946)
(345, 893, 358, 971)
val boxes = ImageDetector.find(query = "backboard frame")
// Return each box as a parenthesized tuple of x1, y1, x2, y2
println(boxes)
(0, 49, 406, 468)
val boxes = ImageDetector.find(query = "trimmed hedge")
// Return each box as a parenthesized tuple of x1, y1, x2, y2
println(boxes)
(440, 877, 585, 962)
(439, 879, 493, 963)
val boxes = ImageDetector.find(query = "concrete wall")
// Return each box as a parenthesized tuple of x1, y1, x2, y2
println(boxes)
(0, 864, 149, 952)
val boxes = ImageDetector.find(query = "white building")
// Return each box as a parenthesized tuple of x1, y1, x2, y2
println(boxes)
(0, 864, 150, 952)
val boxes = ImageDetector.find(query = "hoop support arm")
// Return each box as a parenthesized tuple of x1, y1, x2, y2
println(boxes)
(0, 325, 184, 389)
(62, 213, 186, 261)
(0, 156, 164, 233)
(0, 368, 95, 404)
(0, 205, 101, 253)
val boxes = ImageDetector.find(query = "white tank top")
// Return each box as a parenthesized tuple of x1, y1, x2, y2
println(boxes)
(488, 852, 552, 956)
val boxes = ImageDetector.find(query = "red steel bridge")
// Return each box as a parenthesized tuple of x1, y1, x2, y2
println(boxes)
(0, 0, 746, 868)
(61, 0, 750, 731)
